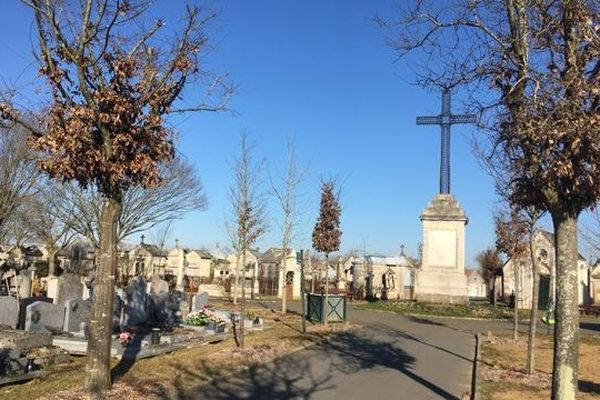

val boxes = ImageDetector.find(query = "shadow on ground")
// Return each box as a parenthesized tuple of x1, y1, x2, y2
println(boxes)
(139, 326, 462, 400)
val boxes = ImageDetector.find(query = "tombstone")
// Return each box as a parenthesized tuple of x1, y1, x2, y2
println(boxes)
(16, 271, 32, 299)
(192, 292, 209, 312)
(25, 301, 65, 333)
(18, 297, 52, 329)
(123, 277, 148, 327)
(149, 290, 183, 327)
(0, 296, 19, 328)
(63, 299, 91, 333)
(82, 284, 91, 301)
(56, 273, 83, 306)
(46, 276, 59, 302)
(151, 275, 169, 294)
(113, 292, 123, 331)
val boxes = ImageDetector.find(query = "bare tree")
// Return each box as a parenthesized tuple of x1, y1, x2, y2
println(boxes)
(0, 125, 40, 242)
(379, 2, 600, 396)
(149, 220, 173, 259)
(48, 156, 207, 249)
(270, 138, 307, 315)
(227, 133, 267, 347)
(0, 1, 230, 392)
(27, 182, 77, 276)
(312, 180, 342, 326)
(495, 206, 528, 340)
(477, 247, 503, 309)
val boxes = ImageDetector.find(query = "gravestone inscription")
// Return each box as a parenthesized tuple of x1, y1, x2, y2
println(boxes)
(18, 297, 52, 329)
(25, 301, 65, 333)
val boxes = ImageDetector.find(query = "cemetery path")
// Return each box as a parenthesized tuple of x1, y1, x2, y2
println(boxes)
(195, 307, 474, 400)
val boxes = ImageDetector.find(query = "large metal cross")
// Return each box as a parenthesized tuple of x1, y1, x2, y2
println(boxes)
(416, 89, 477, 194)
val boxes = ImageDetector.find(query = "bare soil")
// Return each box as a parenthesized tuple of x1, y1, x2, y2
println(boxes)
(480, 333, 600, 399)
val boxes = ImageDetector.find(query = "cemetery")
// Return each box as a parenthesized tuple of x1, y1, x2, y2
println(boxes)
(0, 1, 599, 399)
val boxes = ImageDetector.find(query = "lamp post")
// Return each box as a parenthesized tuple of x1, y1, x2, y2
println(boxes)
(297, 249, 306, 333)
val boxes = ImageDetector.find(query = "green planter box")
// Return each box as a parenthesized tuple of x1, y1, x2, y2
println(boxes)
(307, 293, 347, 323)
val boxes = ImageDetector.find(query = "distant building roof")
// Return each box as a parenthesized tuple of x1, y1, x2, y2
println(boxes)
(260, 247, 293, 264)
(188, 249, 213, 259)
(465, 269, 482, 279)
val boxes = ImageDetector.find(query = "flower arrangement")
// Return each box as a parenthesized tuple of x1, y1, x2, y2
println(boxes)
(185, 306, 225, 326)
(118, 329, 132, 347)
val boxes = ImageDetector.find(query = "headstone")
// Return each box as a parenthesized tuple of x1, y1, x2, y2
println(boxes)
(123, 277, 148, 327)
(151, 275, 169, 294)
(63, 299, 91, 333)
(82, 284, 91, 301)
(0, 296, 19, 328)
(149, 290, 183, 327)
(192, 292, 209, 311)
(113, 292, 123, 330)
(56, 273, 83, 306)
(25, 301, 65, 333)
(18, 297, 53, 329)
(16, 271, 31, 299)
(46, 276, 59, 302)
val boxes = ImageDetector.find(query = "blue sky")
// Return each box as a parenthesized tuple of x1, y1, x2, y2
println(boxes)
(0, 1, 576, 266)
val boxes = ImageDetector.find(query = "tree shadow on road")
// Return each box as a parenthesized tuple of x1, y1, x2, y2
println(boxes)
(320, 330, 462, 400)
(145, 354, 334, 400)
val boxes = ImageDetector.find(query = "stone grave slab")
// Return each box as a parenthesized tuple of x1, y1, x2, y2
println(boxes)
(18, 297, 52, 329)
(25, 301, 65, 333)
(124, 277, 148, 327)
(149, 291, 183, 327)
(192, 292, 209, 311)
(16, 272, 31, 299)
(0, 296, 19, 328)
(56, 273, 83, 306)
(45, 276, 59, 302)
(113, 292, 123, 331)
(151, 275, 169, 294)
(63, 299, 91, 333)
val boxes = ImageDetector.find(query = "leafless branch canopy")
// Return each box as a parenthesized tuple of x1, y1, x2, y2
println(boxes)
(48, 155, 207, 248)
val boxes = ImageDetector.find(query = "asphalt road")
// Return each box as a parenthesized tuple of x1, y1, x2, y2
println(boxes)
(196, 307, 475, 400)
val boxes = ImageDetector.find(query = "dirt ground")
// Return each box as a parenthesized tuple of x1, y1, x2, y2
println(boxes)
(0, 300, 356, 400)
(480, 333, 600, 399)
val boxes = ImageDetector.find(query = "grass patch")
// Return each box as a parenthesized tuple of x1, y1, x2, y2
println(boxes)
(358, 300, 530, 320)
(0, 301, 357, 400)
(480, 333, 600, 399)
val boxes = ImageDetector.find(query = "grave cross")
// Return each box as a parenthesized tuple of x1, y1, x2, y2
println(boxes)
(416, 89, 477, 194)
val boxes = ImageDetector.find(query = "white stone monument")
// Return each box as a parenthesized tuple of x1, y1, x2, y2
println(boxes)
(414, 89, 476, 304)
(415, 194, 468, 303)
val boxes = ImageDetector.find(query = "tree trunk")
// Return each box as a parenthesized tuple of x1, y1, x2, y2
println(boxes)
(551, 213, 579, 400)
(527, 232, 540, 375)
(47, 247, 57, 277)
(514, 262, 520, 340)
(85, 196, 120, 393)
(281, 248, 288, 315)
(240, 250, 246, 348)
(233, 253, 240, 305)
(324, 253, 329, 326)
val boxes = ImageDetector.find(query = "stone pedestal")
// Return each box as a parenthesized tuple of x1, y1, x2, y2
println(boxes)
(415, 194, 468, 303)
